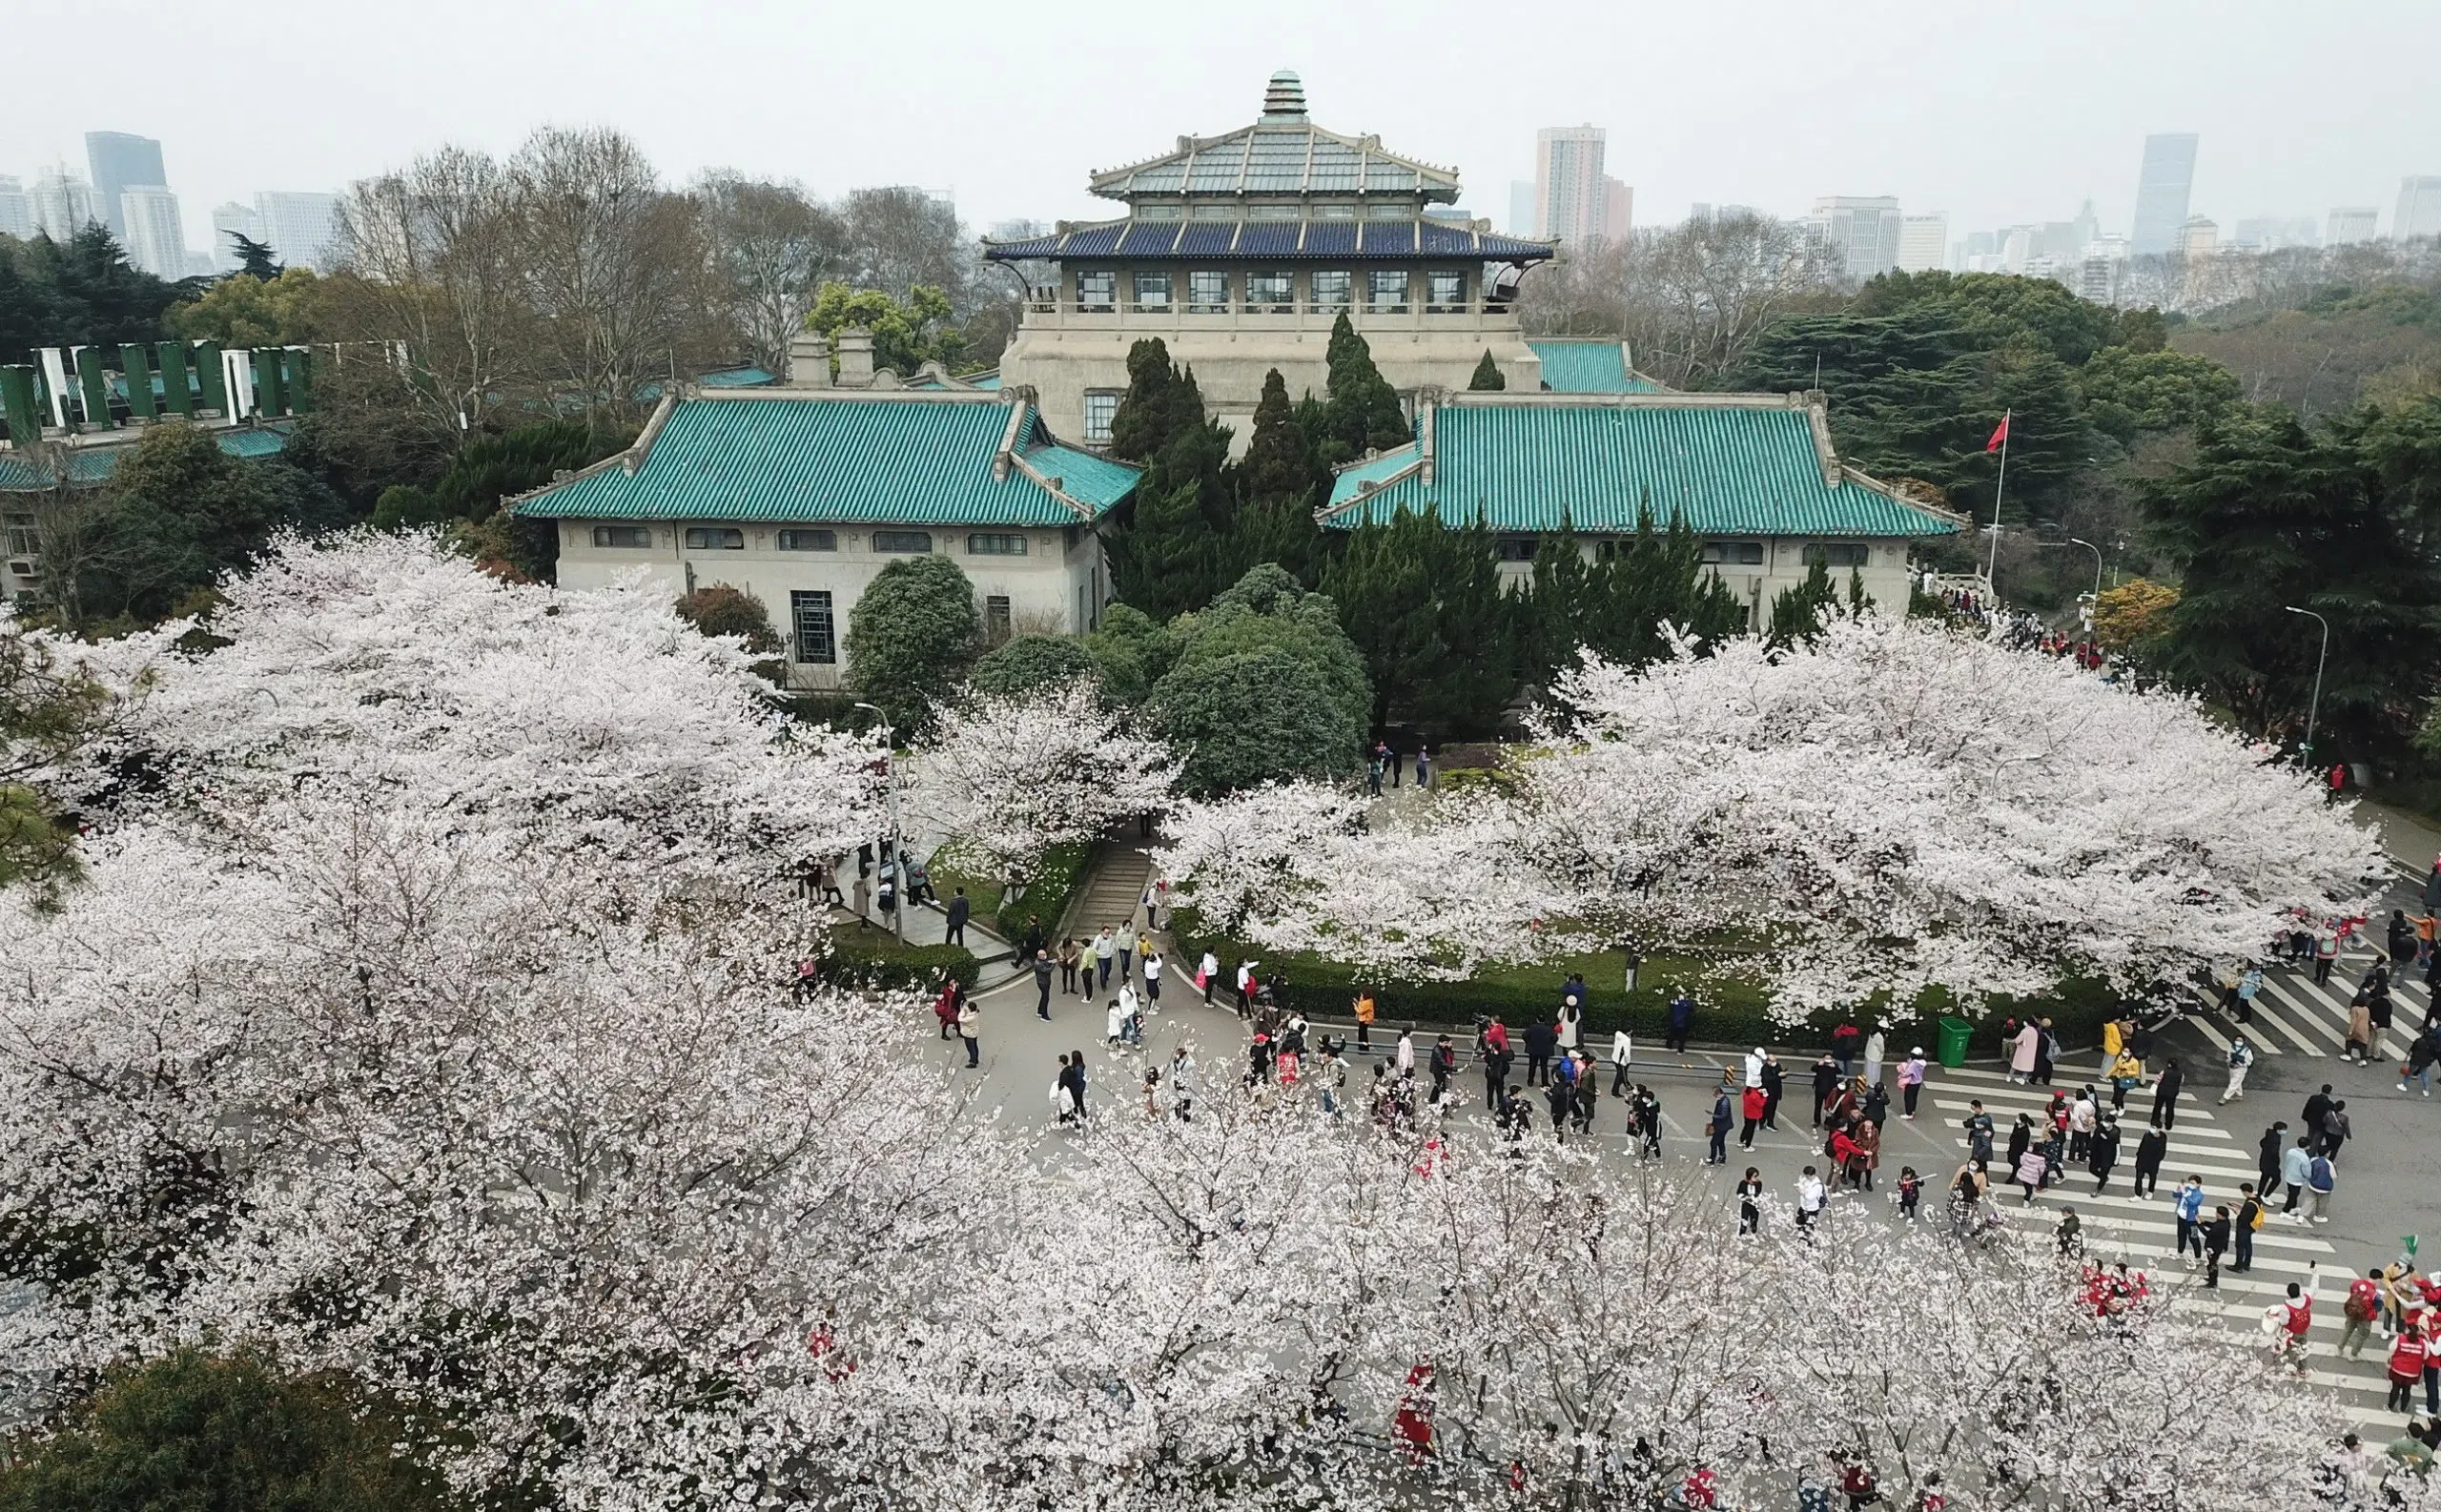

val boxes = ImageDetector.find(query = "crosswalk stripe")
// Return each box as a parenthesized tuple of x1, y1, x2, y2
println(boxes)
(1926, 1094, 2236, 1142)
(2258, 978, 2363, 1051)
(2235, 980, 2337, 1053)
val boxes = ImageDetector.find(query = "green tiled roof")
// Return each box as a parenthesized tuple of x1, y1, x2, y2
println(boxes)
(1528, 339, 1660, 394)
(1322, 398, 1958, 539)
(512, 396, 1138, 526)
(0, 422, 291, 491)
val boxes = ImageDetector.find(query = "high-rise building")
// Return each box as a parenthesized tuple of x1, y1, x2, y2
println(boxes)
(2327, 207, 2380, 245)
(2129, 133, 2199, 255)
(254, 191, 343, 270)
(2229, 215, 2319, 251)
(210, 202, 266, 269)
(1534, 125, 1609, 249)
(118, 185, 189, 277)
(1896, 213, 1947, 273)
(0, 175, 31, 239)
(29, 169, 101, 240)
(2078, 235, 2129, 304)
(2179, 216, 2219, 257)
(1603, 177, 1632, 247)
(1809, 195, 1902, 279)
(2396, 177, 2441, 241)
(84, 131, 167, 241)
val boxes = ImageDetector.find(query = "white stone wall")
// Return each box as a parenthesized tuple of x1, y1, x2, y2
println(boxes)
(553, 520, 1106, 691)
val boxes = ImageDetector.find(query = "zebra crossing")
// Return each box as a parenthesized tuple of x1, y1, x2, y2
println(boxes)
(1923, 1065, 2410, 1403)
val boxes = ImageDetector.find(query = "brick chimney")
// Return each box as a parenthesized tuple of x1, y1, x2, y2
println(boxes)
(786, 331, 831, 388)
(834, 327, 876, 388)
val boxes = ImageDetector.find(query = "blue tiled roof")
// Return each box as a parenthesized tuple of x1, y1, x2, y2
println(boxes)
(0, 421, 292, 491)
(985, 216, 1555, 263)
(512, 395, 1138, 527)
(1528, 340, 1662, 395)
(1321, 398, 1958, 539)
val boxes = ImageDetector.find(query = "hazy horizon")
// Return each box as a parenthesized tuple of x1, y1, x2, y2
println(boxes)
(6, 0, 2435, 252)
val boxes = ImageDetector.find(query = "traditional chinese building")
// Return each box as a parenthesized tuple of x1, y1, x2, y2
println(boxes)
(984, 72, 1557, 450)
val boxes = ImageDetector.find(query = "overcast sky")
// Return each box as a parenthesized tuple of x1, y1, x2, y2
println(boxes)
(8, 0, 2435, 248)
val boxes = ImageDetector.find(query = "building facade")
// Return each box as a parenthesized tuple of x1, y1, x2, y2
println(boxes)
(2327, 206, 2379, 245)
(83, 132, 165, 242)
(1896, 214, 1948, 273)
(1319, 390, 1960, 627)
(255, 192, 343, 270)
(2130, 133, 2199, 256)
(984, 72, 1555, 452)
(2397, 177, 2441, 242)
(514, 338, 1139, 691)
(0, 177, 30, 239)
(29, 170, 99, 241)
(1535, 125, 1609, 249)
(118, 185, 189, 278)
(1810, 196, 1902, 280)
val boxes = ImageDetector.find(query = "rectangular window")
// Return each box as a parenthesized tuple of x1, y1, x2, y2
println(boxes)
(592, 525, 653, 548)
(872, 531, 933, 554)
(684, 527, 744, 550)
(1083, 391, 1119, 442)
(777, 528, 837, 552)
(790, 590, 835, 664)
(1427, 270, 1465, 309)
(1313, 202, 1357, 219)
(985, 594, 1013, 644)
(1309, 270, 1352, 311)
(968, 532, 1028, 556)
(1246, 270, 1292, 311)
(1134, 271, 1172, 310)
(1496, 535, 1540, 562)
(1700, 541, 1767, 566)
(1077, 271, 1116, 310)
(1802, 542, 1873, 568)
(1367, 269, 1409, 312)
(1188, 271, 1228, 312)
(1367, 200, 1414, 220)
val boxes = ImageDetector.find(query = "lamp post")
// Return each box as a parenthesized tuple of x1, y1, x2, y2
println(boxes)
(2065, 537, 2103, 602)
(2284, 606, 2328, 766)
(852, 702, 906, 943)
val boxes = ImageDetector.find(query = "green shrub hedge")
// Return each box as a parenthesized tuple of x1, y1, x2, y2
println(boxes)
(820, 930, 978, 991)
(1170, 922, 2124, 1057)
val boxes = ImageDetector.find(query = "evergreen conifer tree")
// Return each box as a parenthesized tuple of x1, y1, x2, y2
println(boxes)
(1233, 368, 1328, 582)
(1468, 350, 1507, 391)
(1105, 337, 1235, 618)
(1319, 313, 1411, 466)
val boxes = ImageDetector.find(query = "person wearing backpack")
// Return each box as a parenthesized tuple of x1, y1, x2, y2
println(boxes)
(2221, 1035, 2255, 1103)
(2345, 1268, 2386, 1359)
(2306, 1149, 2338, 1224)
(2233, 1183, 2266, 1274)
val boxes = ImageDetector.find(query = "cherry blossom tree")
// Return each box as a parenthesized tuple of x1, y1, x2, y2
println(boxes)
(1163, 616, 2381, 1023)
(913, 674, 1181, 886)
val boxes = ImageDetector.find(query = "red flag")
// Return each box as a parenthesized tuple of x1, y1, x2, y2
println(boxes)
(1985, 416, 2010, 452)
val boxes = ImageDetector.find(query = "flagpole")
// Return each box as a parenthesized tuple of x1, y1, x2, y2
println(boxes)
(1985, 408, 2011, 587)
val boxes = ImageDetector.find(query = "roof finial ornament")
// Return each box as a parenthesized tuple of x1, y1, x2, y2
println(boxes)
(1261, 70, 1306, 123)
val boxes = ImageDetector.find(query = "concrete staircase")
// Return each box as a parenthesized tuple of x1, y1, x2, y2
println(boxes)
(1064, 836, 1156, 940)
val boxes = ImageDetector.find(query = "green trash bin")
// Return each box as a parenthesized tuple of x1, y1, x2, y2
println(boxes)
(1937, 1016, 1974, 1069)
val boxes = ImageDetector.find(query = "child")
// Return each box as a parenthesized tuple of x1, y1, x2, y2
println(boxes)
(1897, 1166, 1921, 1220)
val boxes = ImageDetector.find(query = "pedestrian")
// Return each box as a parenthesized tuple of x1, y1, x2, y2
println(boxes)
(2257, 1120, 2287, 1196)
(2323, 1099, 2352, 1165)
(1170, 1047, 1195, 1121)
(1429, 1035, 1455, 1100)
(1033, 950, 1054, 1020)
(1367, 746, 1385, 796)
(2131, 1119, 2168, 1197)
(1897, 1049, 1926, 1120)
(2033, 1017, 2056, 1086)
(1063, 1051, 1088, 1123)
(1610, 1029, 1633, 1096)
(1354, 988, 1376, 1052)
(1485, 1040, 1512, 1112)
(1105, 995, 1128, 1047)
(1738, 1083, 1767, 1150)
(2406, 1022, 2441, 1094)
(1092, 928, 1114, 991)
(1395, 1029, 1415, 1080)
(1057, 936, 1079, 995)
(933, 978, 962, 1040)
(1961, 1100, 1994, 1165)
(2153, 1057, 2183, 1131)
(1415, 745, 1431, 788)
(1736, 1167, 1763, 1234)
(2202, 1204, 2231, 1289)
(2005, 1113, 2032, 1175)
(1524, 1016, 1557, 1087)
(957, 996, 980, 1068)
(1665, 991, 1695, 1054)
(2275, 1281, 2312, 1375)
(2221, 1036, 2253, 1103)
(2303, 1084, 2336, 1153)
(1760, 1052, 1785, 1128)
(1386, 742, 1403, 788)
(1897, 1165, 1921, 1219)
(944, 886, 970, 946)
(2088, 1115, 2121, 1193)
(2173, 1176, 2206, 1266)
(2067, 1090, 2096, 1161)
(1830, 1021, 1861, 1077)
(2014, 1141, 2045, 1203)
(2313, 923, 2339, 984)
(1811, 1053, 1841, 1128)
(1115, 929, 1134, 989)
(1864, 1027, 1886, 1089)
(2391, 1327, 2430, 1414)
(1141, 947, 1162, 1003)
(1199, 949, 1219, 1005)
(2347, 991, 2373, 1064)
(2232, 1183, 2263, 1274)
(2008, 1019, 2040, 1083)
(1077, 933, 1098, 1003)
(1705, 1079, 1733, 1165)
(1634, 1084, 1661, 1156)
(1051, 1054, 1077, 1128)
(2343, 1269, 2385, 1360)
(1320, 1044, 1345, 1119)
(2370, 985, 2396, 1065)
(2306, 1146, 2337, 1224)
(2281, 1136, 2312, 1216)
(1795, 1167, 1827, 1233)
(2056, 1206, 2083, 1258)
(1853, 1116, 1880, 1191)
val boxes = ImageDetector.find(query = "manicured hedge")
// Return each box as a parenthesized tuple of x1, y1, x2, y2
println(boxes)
(1171, 921, 2123, 1057)
(820, 930, 978, 991)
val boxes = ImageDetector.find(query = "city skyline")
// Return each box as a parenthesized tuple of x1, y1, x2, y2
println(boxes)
(1, 1, 2435, 259)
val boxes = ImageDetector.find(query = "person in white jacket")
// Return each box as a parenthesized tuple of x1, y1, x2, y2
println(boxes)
(1395, 1030, 1415, 1076)
(1609, 1031, 1633, 1097)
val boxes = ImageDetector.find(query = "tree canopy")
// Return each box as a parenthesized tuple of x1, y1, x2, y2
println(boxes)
(1149, 564, 1369, 794)
(845, 553, 981, 733)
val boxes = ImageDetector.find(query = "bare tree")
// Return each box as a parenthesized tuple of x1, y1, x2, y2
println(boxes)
(694, 173, 850, 377)
(841, 186, 971, 308)
(506, 128, 706, 422)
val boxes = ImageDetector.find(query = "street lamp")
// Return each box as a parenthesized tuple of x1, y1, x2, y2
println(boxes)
(2065, 538, 2104, 603)
(2284, 606, 2328, 766)
(851, 702, 907, 942)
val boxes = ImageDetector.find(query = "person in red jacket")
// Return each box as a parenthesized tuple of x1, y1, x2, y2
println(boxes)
(1740, 1084, 1769, 1150)
(2277, 1282, 2313, 1375)
(2390, 1326, 2429, 1412)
